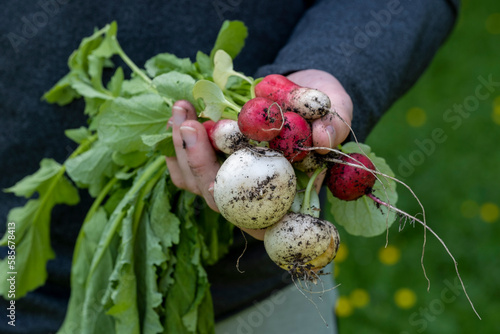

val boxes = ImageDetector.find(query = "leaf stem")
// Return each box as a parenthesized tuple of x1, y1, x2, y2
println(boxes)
(133, 165, 166, 229)
(86, 155, 166, 280)
(83, 169, 125, 224)
(71, 172, 123, 268)
(225, 90, 250, 105)
(113, 37, 153, 87)
(301, 166, 326, 217)
(32, 134, 99, 228)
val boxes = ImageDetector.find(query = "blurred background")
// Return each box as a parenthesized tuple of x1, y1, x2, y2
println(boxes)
(327, 0, 500, 333)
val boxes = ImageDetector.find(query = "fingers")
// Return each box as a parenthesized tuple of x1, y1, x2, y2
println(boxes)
(165, 102, 198, 191)
(287, 69, 353, 154)
(165, 101, 220, 212)
(312, 107, 352, 154)
(239, 227, 267, 241)
(180, 120, 221, 211)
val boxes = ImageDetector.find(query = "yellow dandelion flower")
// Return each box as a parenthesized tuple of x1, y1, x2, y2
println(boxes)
(494, 96, 500, 107)
(334, 243, 348, 263)
(334, 265, 340, 278)
(394, 288, 417, 309)
(349, 289, 370, 308)
(486, 13, 500, 34)
(378, 245, 401, 265)
(406, 107, 427, 127)
(480, 202, 499, 223)
(335, 296, 354, 317)
(492, 104, 500, 125)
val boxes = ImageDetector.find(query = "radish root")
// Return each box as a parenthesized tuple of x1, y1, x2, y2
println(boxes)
(299, 142, 481, 320)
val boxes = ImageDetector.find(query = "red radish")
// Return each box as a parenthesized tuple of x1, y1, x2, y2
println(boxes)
(255, 74, 331, 120)
(238, 97, 284, 142)
(326, 153, 376, 201)
(269, 112, 312, 163)
(210, 119, 249, 154)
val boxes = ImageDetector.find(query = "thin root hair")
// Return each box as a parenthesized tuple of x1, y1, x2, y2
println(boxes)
(262, 102, 286, 132)
(301, 144, 480, 319)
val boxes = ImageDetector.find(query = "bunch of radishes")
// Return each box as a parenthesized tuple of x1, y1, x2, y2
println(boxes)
(195, 73, 380, 280)
(189, 50, 480, 316)
(192, 67, 481, 320)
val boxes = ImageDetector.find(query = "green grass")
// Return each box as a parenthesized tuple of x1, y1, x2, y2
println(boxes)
(331, 1, 500, 333)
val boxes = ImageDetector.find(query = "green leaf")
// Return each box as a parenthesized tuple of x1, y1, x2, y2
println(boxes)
(88, 54, 110, 95)
(195, 51, 213, 78)
(107, 67, 125, 97)
(112, 150, 149, 168)
(91, 21, 120, 59)
(149, 179, 180, 251)
(84, 96, 107, 118)
(152, 72, 196, 105)
(163, 192, 215, 334)
(104, 205, 140, 334)
(96, 94, 171, 153)
(65, 142, 117, 197)
(43, 22, 117, 106)
(145, 53, 196, 78)
(212, 49, 252, 90)
(65, 126, 92, 144)
(210, 20, 248, 61)
(141, 132, 175, 157)
(192, 80, 239, 121)
(67, 25, 108, 72)
(327, 143, 398, 237)
(0, 201, 54, 299)
(0, 159, 79, 298)
(121, 76, 154, 97)
(134, 180, 177, 334)
(70, 79, 113, 100)
(57, 208, 115, 334)
(42, 73, 80, 106)
(4, 158, 65, 198)
(192, 197, 233, 266)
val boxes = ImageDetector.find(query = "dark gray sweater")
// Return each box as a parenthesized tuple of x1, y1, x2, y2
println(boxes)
(0, 0, 458, 332)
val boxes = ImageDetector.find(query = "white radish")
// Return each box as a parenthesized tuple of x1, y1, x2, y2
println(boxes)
(264, 212, 340, 277)
(213, 147, 297, 229)
(211, 119, 249, 154)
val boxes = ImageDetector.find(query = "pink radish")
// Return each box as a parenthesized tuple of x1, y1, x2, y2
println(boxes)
(238, 97, 284, 142)
(269, 112, 312, 163)
(203, 120, 217, 151)
(326, 153, 376, 201)
(255, 74, 331, 120)
(209, 119, 249, 154)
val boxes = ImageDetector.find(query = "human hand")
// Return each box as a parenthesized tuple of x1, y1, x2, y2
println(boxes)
(285, 69, 353, 191)
(165, 70, 353, 240)
(165, 100, 221, 212)
(286, 69, 353, 154)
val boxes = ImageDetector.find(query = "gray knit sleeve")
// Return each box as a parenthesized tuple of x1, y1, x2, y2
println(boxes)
(255, 0, 459, 141)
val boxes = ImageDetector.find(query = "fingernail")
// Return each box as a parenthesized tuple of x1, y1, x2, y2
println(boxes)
(180, 126, 197, 148)
(173, 105, 186, 126)
(166, 119, 174, 129)
(326, 125, 336, 147)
